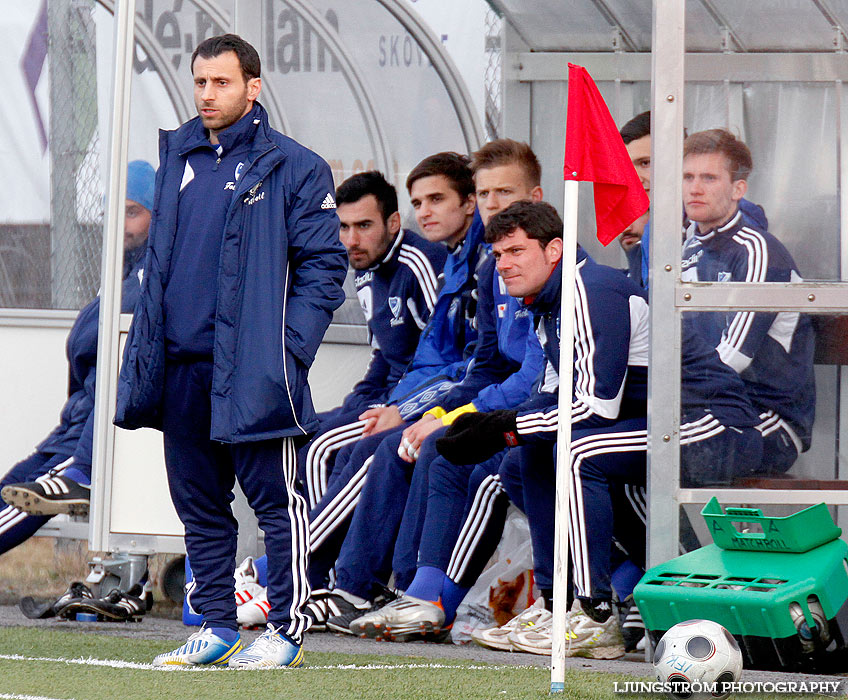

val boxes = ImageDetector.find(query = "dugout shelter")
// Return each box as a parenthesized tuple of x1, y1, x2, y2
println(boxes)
(1, 0, 847, 578)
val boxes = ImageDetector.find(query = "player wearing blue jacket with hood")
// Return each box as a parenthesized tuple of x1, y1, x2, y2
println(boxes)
(113, 36, 347, 669)
(1, 161, 155, 553)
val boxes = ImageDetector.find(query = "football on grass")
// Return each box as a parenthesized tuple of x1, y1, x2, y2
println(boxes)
(653, 619, 743, 700)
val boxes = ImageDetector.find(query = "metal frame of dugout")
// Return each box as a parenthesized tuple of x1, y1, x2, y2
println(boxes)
(488, 0, 848, 573)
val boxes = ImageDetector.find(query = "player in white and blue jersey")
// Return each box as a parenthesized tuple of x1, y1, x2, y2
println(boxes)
(297, 171, 446, 510)
(681, 128, 815, 473)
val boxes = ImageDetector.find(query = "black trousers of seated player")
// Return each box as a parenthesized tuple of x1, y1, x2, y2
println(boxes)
(162, 361, 311, 643)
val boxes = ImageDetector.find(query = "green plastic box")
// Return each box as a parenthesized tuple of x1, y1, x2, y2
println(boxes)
(634, 498, 848, 642)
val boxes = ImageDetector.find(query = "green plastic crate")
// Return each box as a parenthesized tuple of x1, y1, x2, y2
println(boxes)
(634, 498, 848, 641)
(702, 497, 841, 553)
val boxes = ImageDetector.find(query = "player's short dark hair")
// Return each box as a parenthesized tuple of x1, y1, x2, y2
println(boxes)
(620, 111, 651, 144)
(191, 34, 261, 82)
(335, 171, 398, 223)
(471, 139, 542, 187)
(406, 152, 475, 200)
(684, 128, 753, 181)
(485, 201, 563, 247)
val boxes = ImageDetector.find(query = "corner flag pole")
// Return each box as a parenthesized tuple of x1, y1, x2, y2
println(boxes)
(550, 63, 650, 693)
(550, 178, 579, 693)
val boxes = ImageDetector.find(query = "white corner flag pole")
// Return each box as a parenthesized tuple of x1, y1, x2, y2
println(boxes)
(550, 178, 580, 693)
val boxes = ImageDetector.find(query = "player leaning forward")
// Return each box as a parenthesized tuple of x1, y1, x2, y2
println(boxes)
(114, 34, 347, 668)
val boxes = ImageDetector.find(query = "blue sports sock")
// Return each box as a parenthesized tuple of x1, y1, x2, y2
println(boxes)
(611, 559, 644, 601)
(404, 566, 445, 602)
(62, 467, 90, 487)
(254, 555, 268, 587)
(440, 577, 469, 625)
(210, 626, 239, 644)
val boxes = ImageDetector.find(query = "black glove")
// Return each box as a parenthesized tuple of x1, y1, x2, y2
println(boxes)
(435, 410, 520, 464)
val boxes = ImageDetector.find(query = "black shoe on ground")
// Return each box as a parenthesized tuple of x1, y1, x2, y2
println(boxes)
(324, 592, 372, 635)
(326, 587, 398, 636)
(19, 581, 94, 620)
(2, 475, 91, 517)
(63, 587, 148, 622)
(618, 595, 645, 652)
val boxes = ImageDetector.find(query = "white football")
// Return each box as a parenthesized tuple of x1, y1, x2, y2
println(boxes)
(653, 619, 743, 700)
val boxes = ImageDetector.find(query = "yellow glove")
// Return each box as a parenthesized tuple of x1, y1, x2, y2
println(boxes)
(441, 403, 478, 426)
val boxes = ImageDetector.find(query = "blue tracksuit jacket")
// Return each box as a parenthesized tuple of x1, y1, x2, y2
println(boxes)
(342, 229, 447, 412)
(680, 209, 816, 449)
(432, 256, 545, 413)
(115, 102, 348, 442)
(386, 212, 489, 420)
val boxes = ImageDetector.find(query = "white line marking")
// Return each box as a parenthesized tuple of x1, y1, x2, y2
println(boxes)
(0, 653, 537, 673)
(0, 693, 74, 700)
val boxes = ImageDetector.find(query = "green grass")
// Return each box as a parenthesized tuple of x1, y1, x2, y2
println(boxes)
(0, 627, 819, 700)
(0, 627, 601, 700)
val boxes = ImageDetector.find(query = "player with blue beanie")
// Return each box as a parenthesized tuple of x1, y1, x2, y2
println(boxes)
(1, 160, 155, 549)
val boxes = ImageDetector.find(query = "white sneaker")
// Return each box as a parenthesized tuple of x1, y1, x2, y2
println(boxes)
(565, 609, 625, 659)
(153, 625, 243, 666)
(350, 594, 446, 641)
(237, 587, 271, 628)
(508, 600, 625, 659)
(471, 598, 549, 651)
(234, 557, 264, 606)
(228, 623, 304, 669)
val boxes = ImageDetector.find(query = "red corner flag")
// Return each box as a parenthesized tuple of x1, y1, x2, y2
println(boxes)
(564, 63, 649, 246)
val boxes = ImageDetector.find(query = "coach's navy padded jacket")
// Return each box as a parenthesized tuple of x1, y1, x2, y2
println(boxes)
(115, 103, 347, 442)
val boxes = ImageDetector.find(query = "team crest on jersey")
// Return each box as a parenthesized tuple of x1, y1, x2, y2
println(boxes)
(235, 161, 245, 181)
(389, 296, 404, 326)
(717, 271, 732, 282)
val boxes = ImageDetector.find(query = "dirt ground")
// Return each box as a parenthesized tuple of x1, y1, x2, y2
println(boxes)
(0, 536, 181, 616)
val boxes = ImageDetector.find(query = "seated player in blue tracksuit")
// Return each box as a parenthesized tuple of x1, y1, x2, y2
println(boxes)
(363, 200, 649, 641)
(0, 161, 155, 553)
(437, 203, 765, 659)
(617, 111, 769, 291)
(680, 129, 815, 473)
(297, 171, 446, 510)
(295, 153, 488, 626)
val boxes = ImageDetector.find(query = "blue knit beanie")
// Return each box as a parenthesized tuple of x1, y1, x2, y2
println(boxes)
(126, 160, 156, 212)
